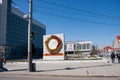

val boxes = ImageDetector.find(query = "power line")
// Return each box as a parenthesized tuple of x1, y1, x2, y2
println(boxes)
(35, 6, 120, 21)
(12, 0, 120, 25)
(39, 0, 120, 19)
(12, 0, 28, 4)
(12, 0, 28, 13)
(34, 9, 120, 26)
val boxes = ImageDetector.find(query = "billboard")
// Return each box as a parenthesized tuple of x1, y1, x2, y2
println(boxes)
(43, 34, 64, 60)
(66, 42, 75, 51)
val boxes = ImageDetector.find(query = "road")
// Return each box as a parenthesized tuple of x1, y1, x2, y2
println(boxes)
(0, 74, 120, 80)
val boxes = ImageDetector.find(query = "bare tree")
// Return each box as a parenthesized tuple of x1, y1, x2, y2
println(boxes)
(90, 45, 97, 56)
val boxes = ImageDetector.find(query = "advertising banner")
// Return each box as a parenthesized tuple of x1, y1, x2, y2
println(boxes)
(43, 34, 64, 60)
(66, 42, 75, 51)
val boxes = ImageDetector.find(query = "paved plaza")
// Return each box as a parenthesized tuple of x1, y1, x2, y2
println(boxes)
(0, 58, 120, 77)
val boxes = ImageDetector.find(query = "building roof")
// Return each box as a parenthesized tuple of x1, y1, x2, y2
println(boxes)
(104, 46, 113, 49)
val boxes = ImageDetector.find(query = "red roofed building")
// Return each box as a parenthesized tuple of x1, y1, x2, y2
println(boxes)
(97, 45, 113, 54)
(103, 46, 113, 53)
(97, 36, 120, 54)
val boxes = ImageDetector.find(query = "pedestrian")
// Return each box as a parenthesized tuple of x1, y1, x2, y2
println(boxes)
(116, 51, 120, 63)
(1, 52, 6, 65)
(111, 52, 115, 63)
(3, 57, 6, 65)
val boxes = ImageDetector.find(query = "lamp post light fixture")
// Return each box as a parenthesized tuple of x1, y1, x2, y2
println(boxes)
(23, 14, 29, 19)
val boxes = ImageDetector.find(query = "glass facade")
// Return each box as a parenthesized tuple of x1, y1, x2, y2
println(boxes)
(0, 0, 46, 59)
(5, 13, 28, 59)
(76, 43, 92, 51)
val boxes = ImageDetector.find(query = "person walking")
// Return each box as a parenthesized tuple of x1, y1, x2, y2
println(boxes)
(111, 52, 115, 63)
(116, 51, 120, 63)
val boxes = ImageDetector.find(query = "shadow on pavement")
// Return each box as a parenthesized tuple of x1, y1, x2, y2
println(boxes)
(7, 69, 27, 72)
(36, 64, 112, 72)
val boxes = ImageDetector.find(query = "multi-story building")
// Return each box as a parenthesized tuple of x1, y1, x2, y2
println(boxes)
(0, 0, 46, 59)
(65, 40, 92, 59)
(65, 41, 92, 52)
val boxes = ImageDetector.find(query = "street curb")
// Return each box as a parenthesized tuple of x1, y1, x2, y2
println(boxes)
(1, 72, 120, 78)
(7, 59, 107, 64)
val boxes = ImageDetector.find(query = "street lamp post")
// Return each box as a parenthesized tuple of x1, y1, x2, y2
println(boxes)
(28, 0, 33, 72)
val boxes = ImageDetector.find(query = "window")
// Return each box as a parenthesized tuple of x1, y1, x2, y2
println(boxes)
(87, 43, 90, 49)
(83, 44, 86, 49)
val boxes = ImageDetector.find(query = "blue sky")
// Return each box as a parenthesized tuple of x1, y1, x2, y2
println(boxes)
(14, 0, 120, 46)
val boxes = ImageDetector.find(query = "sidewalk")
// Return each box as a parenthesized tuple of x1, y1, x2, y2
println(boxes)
(1, 59, 120, 77)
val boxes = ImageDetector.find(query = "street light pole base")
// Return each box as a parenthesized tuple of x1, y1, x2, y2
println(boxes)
(0, 67, 8, 72)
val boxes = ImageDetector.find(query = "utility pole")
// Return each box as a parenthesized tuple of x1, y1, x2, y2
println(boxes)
(28, 0, 33, 72)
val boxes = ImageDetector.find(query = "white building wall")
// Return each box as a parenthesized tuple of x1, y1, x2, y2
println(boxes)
(0, 3, 1, 28)
(0, 0, 8, 45)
